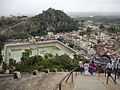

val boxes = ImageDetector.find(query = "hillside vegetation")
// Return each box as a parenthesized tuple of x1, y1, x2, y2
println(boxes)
(0, 8, 79, 37)
(28, 8, 79, 36)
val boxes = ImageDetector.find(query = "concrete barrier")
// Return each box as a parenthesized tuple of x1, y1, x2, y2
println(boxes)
(5, 70, 9, 74)
(33, 70, 38, 75)
(53, 69, 57, 72)
(60, 69, 64, 72)
(13, 71, 21, 79)
(45, 69, 49, 73)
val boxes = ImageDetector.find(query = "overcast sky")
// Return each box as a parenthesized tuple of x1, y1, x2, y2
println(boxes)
(0, 0, 120, 16)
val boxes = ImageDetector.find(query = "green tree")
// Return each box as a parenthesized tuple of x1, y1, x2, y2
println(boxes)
(16, 53, 78, 72)
(43, 53, 53, 60)
(68, 43, 74, 48)
(9, 58, 16, 68)
(0, 43, 3, 65)
(79, 31, 86, 36)
(86, 27, 91, 33)
(0, 35, 8, 42)
(73, 54, 87, 64)
(2, 62, 8, 72)
(21, 49, 32, 61)
(99, 24, 104, 29)
(10, 32, 29, 39)
(108, 26, 120, 33)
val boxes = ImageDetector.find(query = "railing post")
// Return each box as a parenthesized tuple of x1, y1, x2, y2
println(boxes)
(98, 67, 101, 77)
(114, 69, 117, 82)
(76, 71, 77, 76)
(106, 74, 108, 84)
(105, 70, 106, 77)
(56, 67, 78, 90)
(71, 72, 73, 83)
(59, 83, 62, 90)
(110, 73, 117, 84)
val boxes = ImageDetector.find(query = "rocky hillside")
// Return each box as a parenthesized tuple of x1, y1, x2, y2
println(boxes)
(0, 8, 79, 37)
(0, 16, 29, 36)
(27, 8, 79, 36)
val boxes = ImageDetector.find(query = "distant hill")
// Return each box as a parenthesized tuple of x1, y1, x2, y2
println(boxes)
(67, 12, 120, 17)
(0, 8, 79, 37)
(0, 16, 28, 36)
(28, 8, 79, 36)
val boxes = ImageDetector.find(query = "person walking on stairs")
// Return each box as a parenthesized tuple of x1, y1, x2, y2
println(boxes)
(78, 59, 84, 74)
(106, 60, 116, 84)
(89, 60, 96, 76)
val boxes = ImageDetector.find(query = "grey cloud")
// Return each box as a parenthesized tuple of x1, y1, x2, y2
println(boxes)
(0, 0, 120, 16)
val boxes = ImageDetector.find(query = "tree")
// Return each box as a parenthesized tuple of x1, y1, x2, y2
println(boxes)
(0, 35, 8, 42)
(68, 43, 74, 48)
(10, 32, 29, 39)
(0, 43, 3, 65)
(2, 62, 8, 72)
(73, 54, 81, 62)
(50, 54, 74, 70)
(43, 53, 53, 60)
(86, 27, 91, 33)
(99, 24, 104, 29)
(0, 55, 3, 65)
(9, 58, 16, 68)
(108, 26, 120, 33)
(21, 49, 32, 61)
(73, 54, 87, 64)
(79, 31, 86, 36)
(16, 53, 77, 72)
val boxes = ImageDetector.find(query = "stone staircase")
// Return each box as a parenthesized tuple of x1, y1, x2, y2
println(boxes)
(0, 72, 67, 90)
(74, 74, 107, 90)
(0, 73, 120, 90)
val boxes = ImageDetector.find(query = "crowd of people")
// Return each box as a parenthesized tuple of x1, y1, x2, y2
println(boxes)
(106, 58, 120, 78)
(78, 60, 97, 76)
(78, 58, 120, 78)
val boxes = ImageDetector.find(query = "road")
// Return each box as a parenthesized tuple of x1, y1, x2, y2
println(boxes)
(1, 21, 26, 34)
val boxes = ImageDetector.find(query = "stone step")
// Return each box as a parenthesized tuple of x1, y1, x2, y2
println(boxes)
(74, 74, 107, 90)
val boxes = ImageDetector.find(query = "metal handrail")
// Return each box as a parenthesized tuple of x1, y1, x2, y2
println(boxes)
(54, 66, 79, 90)
(96, 64, 117, 84)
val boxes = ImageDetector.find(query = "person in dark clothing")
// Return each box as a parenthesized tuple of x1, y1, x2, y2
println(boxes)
(106, 60, 116, 84)
(117, 59, 120, 78)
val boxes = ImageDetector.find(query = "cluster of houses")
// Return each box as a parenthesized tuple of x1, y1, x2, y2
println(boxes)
(7, 20, 120, 60)
(40, 20, 120, 60)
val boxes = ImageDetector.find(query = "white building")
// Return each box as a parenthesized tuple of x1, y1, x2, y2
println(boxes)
(48, 32, 54, 37)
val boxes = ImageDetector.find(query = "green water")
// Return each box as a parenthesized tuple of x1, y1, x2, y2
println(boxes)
(10, 46, 65, 62)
